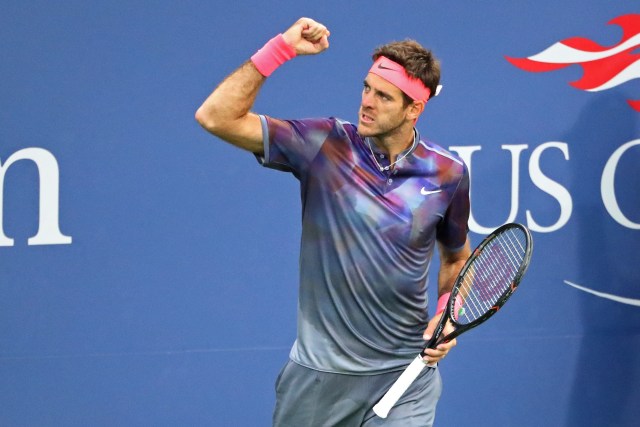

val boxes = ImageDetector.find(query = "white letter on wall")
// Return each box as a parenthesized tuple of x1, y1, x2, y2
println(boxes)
(526, 142, 572, 232)
(601, 139, 640, 229)
(0, 148, 72, 246)
(450, 144, 528, 234)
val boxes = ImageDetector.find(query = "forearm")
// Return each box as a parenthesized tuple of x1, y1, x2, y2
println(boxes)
(195, 61, 265, 153)
(436, 239, 471, 297)
(423, 240, 470, 361)
(195, 18, 330, 154)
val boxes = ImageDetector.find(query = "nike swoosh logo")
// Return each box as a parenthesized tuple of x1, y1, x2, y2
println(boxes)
(377, 62, 396, 71)
(420, 188, 442, 196)
(563, 280, 640, 306)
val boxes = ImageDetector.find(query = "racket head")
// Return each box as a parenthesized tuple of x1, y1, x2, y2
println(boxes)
(448, 222, 533, 329)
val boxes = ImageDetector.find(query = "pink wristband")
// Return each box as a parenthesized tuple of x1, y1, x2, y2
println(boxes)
(250, 34, 297, 77)
(436, 292, 463, 320)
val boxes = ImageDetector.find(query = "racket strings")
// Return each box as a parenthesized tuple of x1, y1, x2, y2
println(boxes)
(455, 229, 528, 325)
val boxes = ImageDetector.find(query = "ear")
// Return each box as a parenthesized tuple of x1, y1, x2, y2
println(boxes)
(407, 101, 425, 121)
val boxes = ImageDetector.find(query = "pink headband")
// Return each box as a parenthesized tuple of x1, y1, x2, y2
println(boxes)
(369, 56, 431, 102)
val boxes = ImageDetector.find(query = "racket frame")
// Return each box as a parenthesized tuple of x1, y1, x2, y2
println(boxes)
(423, 222, 533, 353)
(374, 223, 533, 418)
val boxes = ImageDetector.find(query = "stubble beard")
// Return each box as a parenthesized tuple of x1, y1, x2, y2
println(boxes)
(357, 111, 408, 141)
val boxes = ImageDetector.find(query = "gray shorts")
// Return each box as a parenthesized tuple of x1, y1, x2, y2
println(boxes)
(272, 360, 442, 426)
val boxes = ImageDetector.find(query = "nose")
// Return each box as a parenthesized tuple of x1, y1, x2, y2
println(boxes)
(361, 90, 374, 109)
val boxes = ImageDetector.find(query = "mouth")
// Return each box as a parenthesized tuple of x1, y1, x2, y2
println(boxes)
(360, 112, 375, 124)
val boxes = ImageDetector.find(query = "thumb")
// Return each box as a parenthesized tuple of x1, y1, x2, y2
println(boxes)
(423, 323, 435, 340)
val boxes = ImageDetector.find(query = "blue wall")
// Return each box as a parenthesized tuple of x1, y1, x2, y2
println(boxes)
(1, 1, 639, 425)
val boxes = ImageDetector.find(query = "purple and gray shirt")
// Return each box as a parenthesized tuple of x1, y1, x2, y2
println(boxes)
(258, 116, 470, 374)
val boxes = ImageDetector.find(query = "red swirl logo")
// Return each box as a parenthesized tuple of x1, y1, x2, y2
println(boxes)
(506, 14, 640, 111)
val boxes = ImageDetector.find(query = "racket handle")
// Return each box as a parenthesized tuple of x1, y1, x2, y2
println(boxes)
(373, 355, 426, 418)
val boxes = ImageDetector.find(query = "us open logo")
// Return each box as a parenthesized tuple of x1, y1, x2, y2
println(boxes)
(506, 13, 640, 112)
(506, 14, 640, 307)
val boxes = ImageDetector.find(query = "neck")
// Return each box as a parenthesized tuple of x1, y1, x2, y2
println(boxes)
(370, 127, 415, 163)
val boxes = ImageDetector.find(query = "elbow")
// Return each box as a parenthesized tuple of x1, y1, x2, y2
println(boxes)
(194, 107, 205, 126)
(194, 106, 219, 133)
(195, 106, 240, 140)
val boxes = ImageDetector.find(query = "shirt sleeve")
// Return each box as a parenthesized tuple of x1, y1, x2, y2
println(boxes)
(255, 115, 334, 177)
(436, 161, 470, 251)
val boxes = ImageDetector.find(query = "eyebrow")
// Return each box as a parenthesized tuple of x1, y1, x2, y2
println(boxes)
(363, 78, 396, 100)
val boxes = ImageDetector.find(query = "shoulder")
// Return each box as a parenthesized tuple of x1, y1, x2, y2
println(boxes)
(262, 116, 359, 140)
(415, 139, 467, 175)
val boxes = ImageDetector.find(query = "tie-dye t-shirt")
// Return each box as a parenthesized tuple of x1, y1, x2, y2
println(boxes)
(258, 115, 470, 374)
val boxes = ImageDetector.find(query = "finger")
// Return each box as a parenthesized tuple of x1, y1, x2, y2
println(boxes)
(422, 348, 444, 364)
(302, 23, 328, 41)
(437, 338, 457, 351)
(429, 340, 454, 355)
(303, 29, 325, 43)
(301, 22, 320, 33)
(423, 316, 440, 340)
(443, 320, 456, 334)
(423, 321, 435, 340)
(422, 348, 436, 359)
(294, 17, 317, 39)
(319, 36, 330, 50)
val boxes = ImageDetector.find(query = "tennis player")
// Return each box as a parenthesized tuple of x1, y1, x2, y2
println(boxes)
(196, 17, 471, 426)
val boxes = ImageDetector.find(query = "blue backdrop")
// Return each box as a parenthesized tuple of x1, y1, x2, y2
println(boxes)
(1, 1, 639, 425)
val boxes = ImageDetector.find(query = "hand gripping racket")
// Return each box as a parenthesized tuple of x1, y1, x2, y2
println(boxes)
(373, 222, 533, 418)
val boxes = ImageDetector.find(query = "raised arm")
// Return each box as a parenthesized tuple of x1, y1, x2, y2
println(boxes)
(194, 17, 330, 154)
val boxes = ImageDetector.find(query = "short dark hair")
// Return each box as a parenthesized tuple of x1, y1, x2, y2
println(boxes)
(372, 40, 441, 104)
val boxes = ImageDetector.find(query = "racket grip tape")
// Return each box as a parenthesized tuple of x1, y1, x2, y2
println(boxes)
(373, 356, 426, 418)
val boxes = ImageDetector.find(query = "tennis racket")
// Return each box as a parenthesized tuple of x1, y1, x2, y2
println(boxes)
(373, 222, 533, 418)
